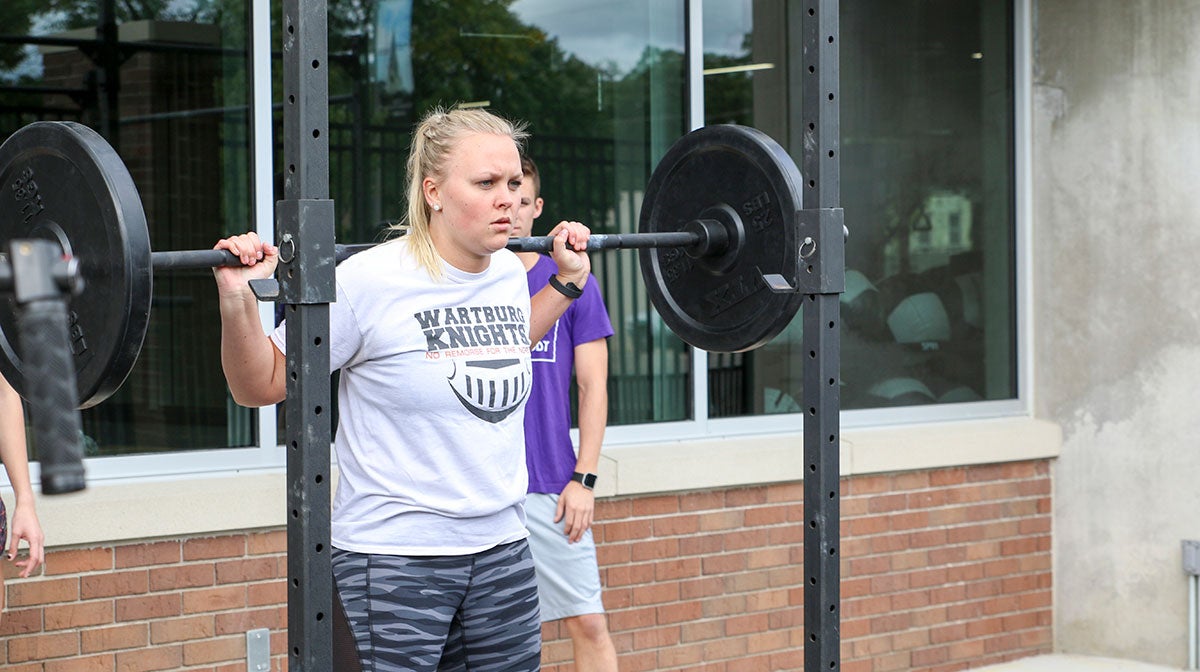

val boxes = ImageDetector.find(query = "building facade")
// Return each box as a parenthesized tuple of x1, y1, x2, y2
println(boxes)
(0, 0, 1195, 669)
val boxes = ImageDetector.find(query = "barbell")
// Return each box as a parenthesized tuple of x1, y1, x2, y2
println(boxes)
(0, 119, 814, 412)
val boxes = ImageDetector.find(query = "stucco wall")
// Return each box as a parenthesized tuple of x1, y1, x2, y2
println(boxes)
(1033, 0, 1200, 665)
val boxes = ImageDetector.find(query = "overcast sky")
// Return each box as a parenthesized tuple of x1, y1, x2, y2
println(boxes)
(509, 0, 752, 75)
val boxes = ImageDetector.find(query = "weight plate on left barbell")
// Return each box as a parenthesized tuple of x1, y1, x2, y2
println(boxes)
(0, 121, 152, 409)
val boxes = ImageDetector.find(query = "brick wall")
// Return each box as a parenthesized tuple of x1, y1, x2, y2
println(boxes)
(0, 460, 1051, 671)
(0, 532, 288, 671)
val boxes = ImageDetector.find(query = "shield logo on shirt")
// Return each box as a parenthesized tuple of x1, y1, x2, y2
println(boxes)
(447, 358, 531, 423)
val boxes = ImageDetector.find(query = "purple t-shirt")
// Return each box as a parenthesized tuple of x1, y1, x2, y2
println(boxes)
(524, 255, 614, 493)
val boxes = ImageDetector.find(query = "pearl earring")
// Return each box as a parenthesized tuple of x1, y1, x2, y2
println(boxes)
(432, 203, 441, 211)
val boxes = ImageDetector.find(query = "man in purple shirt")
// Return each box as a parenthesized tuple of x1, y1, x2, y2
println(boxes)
(513, 156, 618, 671)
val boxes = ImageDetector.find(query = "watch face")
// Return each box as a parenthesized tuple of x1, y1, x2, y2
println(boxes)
(583, 473, 597, 488)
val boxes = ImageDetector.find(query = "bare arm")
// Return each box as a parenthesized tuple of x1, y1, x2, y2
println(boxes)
(556, 337, 608, 543)
(0, 375, 43, 577)
(214, 233, 287, 407)
(529, 222, 591, 344)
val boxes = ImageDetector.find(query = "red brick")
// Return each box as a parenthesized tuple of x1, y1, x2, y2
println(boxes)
(115, 541, 181, 568)
(744, 504, 791, 526)
(149, 563, 215, 591)
(746, 547, 790, 570)
(44, 653, 113, 672)
(151, 614, 217, 643)
(678, 576, 724, 600)
(650, 513, 700, 536)
(630, 538, 679, 562)
(44, 601, 114, 630)
(654, 557, 701, 581)
(215, 606, 286, 635)
(631, 582, 679, 606)
(697, 510, 745, 532)
(602, 520, 654, 542)
(678, 490, 726, 511)
(604, 562, 655, 587)
(680, 618, 724, 642)
(183, 536, 246, 561)
(725, 612, 769, 637)
(765, 482, 804, 502)
(216, 557, 279, 584)
(8, 577, 79, 607)
(247, 530, 287, 555)
(7, 630, 80, 662)
(607, 605, 656, 632)
(247, 580, 287, 607)
(594, 498, 632, 520)
(182, 634, 245, 665)
(701, 593, 747, 618)
(725, 569, 769, 593)
(745, 589, 788, 612)
(656, 641, 706, 667)
(116, 644, 184, 671)
(81, 622, 149, 653)
(631, 494, 681, 516)
(847, 515, 889, 536)
(678, 534, 724, 556)
(81, 569, 149, 600)
(867, 493, 909, 513)
(657, 600, 702, 625)
(703, 633, 749, 661)
(116, 593, 182, 621)
(725, 487, 768, 507)
(183, 586, 247, 614)
(44, 548, 113, 575)
(596, 541, 632, 565)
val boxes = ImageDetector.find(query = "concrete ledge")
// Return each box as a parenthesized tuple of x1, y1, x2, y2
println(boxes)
(596, 416, 1062, 497)
(13, 416, 1061, 549)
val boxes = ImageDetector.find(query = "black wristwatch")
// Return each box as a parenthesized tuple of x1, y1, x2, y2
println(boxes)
(571, 471, 598, 490)
(548, 275, 583, 299)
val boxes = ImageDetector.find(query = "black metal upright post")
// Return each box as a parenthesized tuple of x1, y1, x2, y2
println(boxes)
(798, 2, 844, 672)
(279, 0, 335, 670)
(96, 0, 120, 144)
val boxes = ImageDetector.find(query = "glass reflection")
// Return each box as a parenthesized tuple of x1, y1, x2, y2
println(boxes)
(1, 0, 256, 455)
(703, 0, 1017, 416)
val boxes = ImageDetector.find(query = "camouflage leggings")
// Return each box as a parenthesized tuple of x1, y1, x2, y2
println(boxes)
(333, 540, 542, 672)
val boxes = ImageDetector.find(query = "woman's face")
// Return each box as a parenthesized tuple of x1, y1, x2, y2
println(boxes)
(425, 132, 522, 272)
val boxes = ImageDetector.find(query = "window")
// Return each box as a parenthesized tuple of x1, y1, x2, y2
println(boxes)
(702, 0, 1017, 416)
(0, 0, 256, 457)
(1, 0, 1022, 480)
(304, 0, 689, 427)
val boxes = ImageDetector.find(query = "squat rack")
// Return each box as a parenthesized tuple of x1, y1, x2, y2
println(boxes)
(276, 1, 842, 670)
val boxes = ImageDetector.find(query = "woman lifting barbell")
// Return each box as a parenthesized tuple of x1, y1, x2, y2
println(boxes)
(212, 107, 592, 672)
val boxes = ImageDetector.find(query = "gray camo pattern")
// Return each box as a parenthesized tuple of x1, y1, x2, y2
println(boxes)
(333, 540, 542, 671)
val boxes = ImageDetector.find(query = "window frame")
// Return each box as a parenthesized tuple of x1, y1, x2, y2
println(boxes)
(3, 0, 1034, 490)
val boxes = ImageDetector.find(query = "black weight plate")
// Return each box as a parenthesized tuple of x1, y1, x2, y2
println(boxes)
(0, 121, 152, 408)
(639, 125, 805, 353)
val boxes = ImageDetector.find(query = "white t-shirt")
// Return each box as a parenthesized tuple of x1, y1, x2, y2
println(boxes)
(270, 239, 533, 555)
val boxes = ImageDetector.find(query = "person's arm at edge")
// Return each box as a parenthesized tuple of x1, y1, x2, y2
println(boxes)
(557, 337, 608, 543)
(0, 375, 43, 577)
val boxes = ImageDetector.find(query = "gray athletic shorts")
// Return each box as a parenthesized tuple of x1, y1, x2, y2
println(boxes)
(525, 492, 606, 622)
(332, 540, 541, 672)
